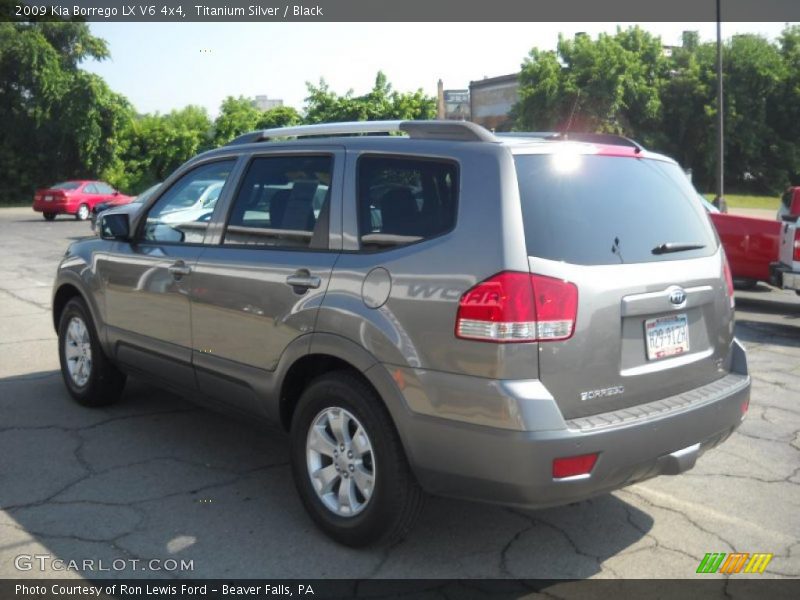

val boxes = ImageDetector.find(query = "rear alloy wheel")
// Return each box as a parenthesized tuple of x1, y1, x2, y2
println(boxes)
(290, 372, 424, 547)
(58, 297, 126, 406)
(75, 204, 90, 221)
(43, 212, 56, 221)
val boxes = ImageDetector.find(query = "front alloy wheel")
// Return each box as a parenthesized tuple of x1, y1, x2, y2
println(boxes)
(63, 316, 92, 387)
(57, 297, 126, 406)
(76, 204, 89, 221)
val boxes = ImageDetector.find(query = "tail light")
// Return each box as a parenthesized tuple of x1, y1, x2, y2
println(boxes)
(722, 254, 735, 308)
(794, 228, 800, 262)
(455, 271, 578, 343)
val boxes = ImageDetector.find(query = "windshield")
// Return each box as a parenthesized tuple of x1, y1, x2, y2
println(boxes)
(514, 154, 717, 265)
(51, 181, 82, 190)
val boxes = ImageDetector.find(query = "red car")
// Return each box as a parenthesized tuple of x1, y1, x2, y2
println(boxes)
(32, 180, 131, 221)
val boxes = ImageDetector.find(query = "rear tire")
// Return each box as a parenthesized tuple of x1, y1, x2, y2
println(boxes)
(57, 297, 126, 407)
(290, 372, 424, 547)
(43, 212, 56, 221)
(75, 204, 89, 221)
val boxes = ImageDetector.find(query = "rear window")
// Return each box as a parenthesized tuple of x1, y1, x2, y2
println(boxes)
(51, 182, 81, 190)
(514, 153, 717, 265)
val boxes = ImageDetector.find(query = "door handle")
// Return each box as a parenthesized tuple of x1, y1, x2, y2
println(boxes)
(286, 270, 321, 290)
(168, 261, 192, 278)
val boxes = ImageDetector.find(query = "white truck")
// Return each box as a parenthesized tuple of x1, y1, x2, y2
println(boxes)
(771, 202, 800, 295)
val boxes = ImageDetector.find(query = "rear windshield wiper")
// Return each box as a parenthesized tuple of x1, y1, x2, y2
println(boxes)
(651, 242, 706, 255)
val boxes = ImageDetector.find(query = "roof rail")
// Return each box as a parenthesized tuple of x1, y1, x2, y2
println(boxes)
(227, 120, 497, 145)
(496, 131, 645, 152)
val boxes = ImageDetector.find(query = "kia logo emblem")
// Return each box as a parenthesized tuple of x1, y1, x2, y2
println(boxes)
(669, 288, 687, 306)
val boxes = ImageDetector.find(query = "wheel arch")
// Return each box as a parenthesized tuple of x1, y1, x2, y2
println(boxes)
(52, 283, 84, 331)
(52, 276, 106, 352)
(277, 333, 415, 459)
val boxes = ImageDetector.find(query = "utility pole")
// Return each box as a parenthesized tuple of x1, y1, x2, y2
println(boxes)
(715, 0, 727, 212)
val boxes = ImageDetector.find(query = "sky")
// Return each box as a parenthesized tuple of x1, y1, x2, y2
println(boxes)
(83, 22, 794, 117)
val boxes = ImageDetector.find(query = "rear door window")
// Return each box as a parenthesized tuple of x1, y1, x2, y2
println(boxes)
(357, 156, 458, 251)
(514, 153, 717, 265)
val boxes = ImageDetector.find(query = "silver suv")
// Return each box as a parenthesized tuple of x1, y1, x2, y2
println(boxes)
(52, 121, 751, 546)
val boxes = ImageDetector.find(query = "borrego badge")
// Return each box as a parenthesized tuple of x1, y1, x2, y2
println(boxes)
(580, 386, 625, 401)
(669, 287, 687, 306)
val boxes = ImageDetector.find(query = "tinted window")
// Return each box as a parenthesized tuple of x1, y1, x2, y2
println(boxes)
(95, 182, 115, 194)
(357, 156, 457, 251)
(52, 181, 82, 191)
(142, 160, 235, 244)
(224, 155, 333, 249)
(83, 183, 99, 194)
(782, 189, 793, 209)
(514, 154, 717, 265)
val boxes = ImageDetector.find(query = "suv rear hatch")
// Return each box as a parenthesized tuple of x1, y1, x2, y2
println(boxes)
(513, 146, 734, 420)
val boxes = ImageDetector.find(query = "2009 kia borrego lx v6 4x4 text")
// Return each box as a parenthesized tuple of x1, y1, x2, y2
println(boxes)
(51, 121, 750, 547)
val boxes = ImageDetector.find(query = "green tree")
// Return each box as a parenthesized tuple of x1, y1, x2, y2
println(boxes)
(514, 27, 668, 138)
(774, 25, 800, 186)
(212, 96, 262, 146)
(103, 106, 213, 193)
(723, 34, 788, 193)
(0, 13, 131, 201)
(514, 26, 800, 194)
(212, 96, 302, 146)
(304, 71, 435, 124)
(256, 105, 302, 130)
(658, 35, 718, 186)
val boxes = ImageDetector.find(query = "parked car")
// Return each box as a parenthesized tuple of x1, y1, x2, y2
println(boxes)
(53, 121, 750, 547)
(157, 180, 223, 224)
(33, 180, 131, 221)
(91, 183, 161, 232)
(700, 197, 782, 288)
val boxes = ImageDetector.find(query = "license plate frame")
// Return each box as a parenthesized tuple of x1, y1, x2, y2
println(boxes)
(645, 313, 689, 360)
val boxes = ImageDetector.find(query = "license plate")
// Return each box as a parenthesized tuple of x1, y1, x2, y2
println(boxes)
(645, 314, 689, 360)
(44, 195, 53, 202)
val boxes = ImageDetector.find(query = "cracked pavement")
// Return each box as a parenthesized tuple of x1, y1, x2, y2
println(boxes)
(0, 207, 798, 580)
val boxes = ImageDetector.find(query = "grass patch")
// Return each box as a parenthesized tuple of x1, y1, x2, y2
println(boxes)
(702, 193, 780, 210)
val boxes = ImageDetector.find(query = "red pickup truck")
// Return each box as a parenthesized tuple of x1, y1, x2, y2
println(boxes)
(708, 209, 782, 287)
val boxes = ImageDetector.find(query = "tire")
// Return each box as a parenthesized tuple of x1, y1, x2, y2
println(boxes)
(75, 204, 90, 221)
(43, 212, 56, 221)
(290, 372, 424, 547)
(57, 297, 126, 407)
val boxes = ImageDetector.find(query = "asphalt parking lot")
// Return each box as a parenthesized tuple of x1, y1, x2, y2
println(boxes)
(0, 206, 798, 580)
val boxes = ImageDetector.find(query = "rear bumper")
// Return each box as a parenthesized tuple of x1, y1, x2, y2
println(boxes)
(33, 200, 76, 214)
(770, 262, 800, 290)
(399, 339, 750, 508)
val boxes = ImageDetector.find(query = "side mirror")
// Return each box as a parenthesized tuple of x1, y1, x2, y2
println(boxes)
(99, 213, 130, 241)
(113, 190, 120, 196)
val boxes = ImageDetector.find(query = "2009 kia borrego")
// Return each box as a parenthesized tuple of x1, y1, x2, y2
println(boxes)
(52, 120, 751, 547)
